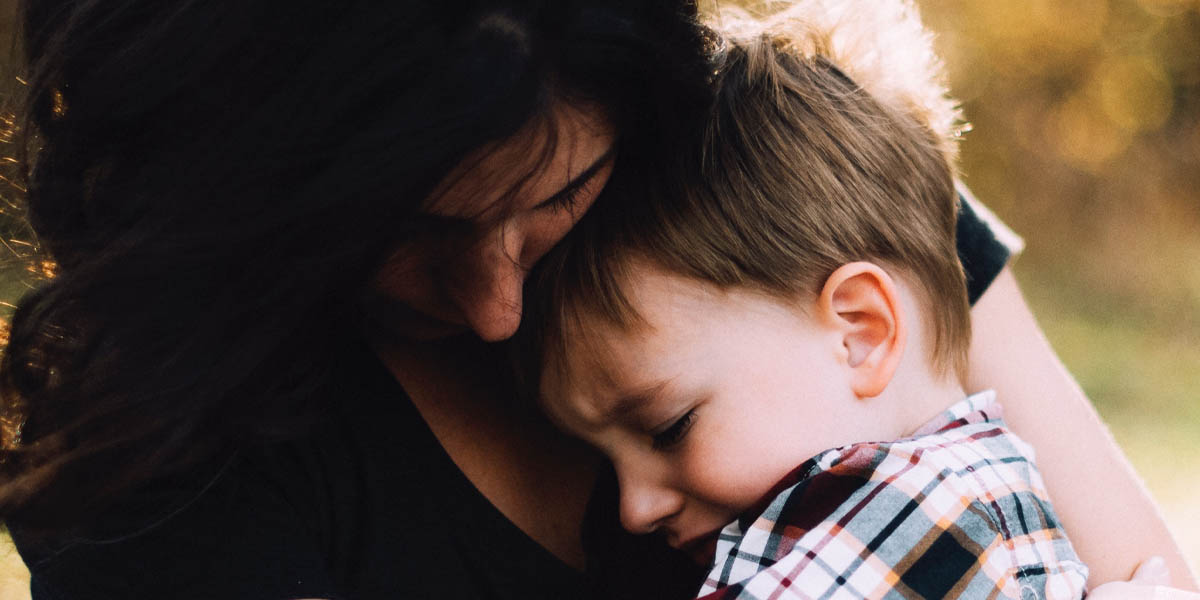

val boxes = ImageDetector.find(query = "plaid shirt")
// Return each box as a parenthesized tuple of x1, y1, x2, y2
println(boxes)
(697, 391, 1087, 600)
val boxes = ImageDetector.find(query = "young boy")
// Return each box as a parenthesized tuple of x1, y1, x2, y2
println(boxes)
(516, 2, 1089, 598)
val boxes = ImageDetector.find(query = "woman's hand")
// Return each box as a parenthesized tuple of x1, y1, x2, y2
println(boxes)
(1090, 557, 1200, 599)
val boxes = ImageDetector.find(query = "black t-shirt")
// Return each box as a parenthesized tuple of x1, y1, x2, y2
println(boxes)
(11, 344, 601, 599)
(9, 195, 1015, 600)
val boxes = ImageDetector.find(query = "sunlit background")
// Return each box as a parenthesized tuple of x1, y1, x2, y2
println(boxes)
(919, 0, 1200, 577)
(0, 1, 1196, 597)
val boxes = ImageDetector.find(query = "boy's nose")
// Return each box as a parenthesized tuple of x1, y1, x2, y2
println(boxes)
(618, 471, 684, 535)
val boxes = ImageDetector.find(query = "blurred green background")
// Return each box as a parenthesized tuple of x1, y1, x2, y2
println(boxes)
(919, 0, 1200, 577)
(0, 0, 1196, 597)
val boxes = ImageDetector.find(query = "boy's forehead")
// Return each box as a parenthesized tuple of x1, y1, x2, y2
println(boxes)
(540, 356, 674, 432)
(550, 263, 797, 384)
(547, 316, 642, 397)
(541, 311, 666, 425)
(543, 273, 712, 397)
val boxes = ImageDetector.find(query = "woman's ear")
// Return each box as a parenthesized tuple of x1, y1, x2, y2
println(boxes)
(817, 262, 907, 399)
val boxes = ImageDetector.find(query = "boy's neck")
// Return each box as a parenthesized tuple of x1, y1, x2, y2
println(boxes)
(878, 362, 969, 438)
(871, 277, 970, 438)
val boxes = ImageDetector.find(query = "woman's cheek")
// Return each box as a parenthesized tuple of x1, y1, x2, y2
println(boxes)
(521, 211, 585, 266)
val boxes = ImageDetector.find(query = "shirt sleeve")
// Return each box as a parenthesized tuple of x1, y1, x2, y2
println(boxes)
(10, 453, 344, 600)
(956, 183, 1024, 305)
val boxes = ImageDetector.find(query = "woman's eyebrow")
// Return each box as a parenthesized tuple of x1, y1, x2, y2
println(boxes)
(532, 145, 617, 210)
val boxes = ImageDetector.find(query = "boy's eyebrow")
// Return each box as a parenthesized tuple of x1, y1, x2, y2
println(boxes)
(603, 379, 673, 420)
(531, 145, 617, 210)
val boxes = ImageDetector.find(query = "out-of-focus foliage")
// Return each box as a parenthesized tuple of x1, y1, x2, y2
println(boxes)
(0, 0, 37, 319)
(0, 2, 30, 597)
(921, 0, 1200, 309)
(916, 0, 1200, 572)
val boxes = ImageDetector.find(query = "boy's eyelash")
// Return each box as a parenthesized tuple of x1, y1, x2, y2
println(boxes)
(652, 409, 697, 450)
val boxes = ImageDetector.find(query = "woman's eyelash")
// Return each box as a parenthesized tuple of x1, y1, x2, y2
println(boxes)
(652, 409, 696, 450)
(544, 183, 586, 213)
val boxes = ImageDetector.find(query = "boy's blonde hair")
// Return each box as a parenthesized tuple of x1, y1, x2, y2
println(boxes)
(520, 0, 971, 391)
(707, 0, 965, 164)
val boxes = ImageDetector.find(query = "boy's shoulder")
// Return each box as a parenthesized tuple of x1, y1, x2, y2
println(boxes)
(698, 391, 1088, 600)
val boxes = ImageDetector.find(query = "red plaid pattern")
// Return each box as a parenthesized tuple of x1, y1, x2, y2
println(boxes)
(697, 391, 1087, 600)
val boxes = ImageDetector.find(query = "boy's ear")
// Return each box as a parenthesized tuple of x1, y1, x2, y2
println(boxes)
(817, 262, 907, 399)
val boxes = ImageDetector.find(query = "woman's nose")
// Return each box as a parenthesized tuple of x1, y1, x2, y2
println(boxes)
(618, 469, 684, 535)
(451, 223, 527, 342)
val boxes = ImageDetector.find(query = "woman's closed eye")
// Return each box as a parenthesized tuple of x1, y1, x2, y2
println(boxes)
(541, 183, 587, 214)
(651, 409, 697, 450)
(534, 146, 615, 215)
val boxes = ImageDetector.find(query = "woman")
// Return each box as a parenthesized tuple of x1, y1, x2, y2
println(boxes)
(0, 1, 1192, 598)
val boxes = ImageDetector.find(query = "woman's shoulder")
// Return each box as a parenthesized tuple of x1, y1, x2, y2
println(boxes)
(955, 184, 1023, 305)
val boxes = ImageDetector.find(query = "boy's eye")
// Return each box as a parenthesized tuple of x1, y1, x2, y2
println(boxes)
(651, 409, 697, 450)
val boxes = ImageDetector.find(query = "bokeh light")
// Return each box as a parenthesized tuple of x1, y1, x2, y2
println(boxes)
(922, 0, 1200, 575)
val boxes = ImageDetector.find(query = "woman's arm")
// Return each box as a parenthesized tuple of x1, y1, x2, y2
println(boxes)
(967, 267, 1198, 590)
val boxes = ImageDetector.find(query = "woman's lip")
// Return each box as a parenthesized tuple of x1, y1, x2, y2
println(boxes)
(677, 530, 722, 565)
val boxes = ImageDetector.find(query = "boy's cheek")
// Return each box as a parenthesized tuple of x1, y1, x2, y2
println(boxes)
(676, 451, 777, 512)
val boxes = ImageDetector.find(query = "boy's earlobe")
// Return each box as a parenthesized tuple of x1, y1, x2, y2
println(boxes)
(819, 263, 907, 399)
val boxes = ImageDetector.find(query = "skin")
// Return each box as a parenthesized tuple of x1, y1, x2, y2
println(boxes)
(371, 102, 616, 343)
(538, 261, 967, 564)
(1092, 558, 1199, 599)
(368, 104, 1197, 590)
(373, 102, 616, 568)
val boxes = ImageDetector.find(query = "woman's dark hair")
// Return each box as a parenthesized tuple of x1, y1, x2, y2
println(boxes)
(0, 0, 714, 531)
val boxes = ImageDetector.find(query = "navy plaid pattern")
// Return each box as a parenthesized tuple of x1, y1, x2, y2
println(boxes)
(697, 391, 1087, 599)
